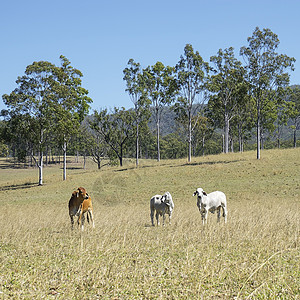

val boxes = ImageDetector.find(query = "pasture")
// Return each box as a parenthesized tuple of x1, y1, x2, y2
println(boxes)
(0, 148, 299, 299)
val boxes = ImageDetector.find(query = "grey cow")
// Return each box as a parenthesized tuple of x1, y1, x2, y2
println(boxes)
(150, 191, 174, 226)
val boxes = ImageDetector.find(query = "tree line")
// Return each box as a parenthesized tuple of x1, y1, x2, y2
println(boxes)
(1, 27, 300, 185)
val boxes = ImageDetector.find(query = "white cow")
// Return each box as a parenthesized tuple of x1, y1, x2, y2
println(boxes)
(193, 187, 227, 224)
(150, 191, 174, 226)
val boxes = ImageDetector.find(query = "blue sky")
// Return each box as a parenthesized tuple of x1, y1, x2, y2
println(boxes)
(1, 0, 299, 113)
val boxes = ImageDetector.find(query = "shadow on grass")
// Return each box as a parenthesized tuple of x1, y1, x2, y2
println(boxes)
(0, 161, 30, 169)
(0, 182, 38, 191)
(60, 166, 83, 170)
(177, 159, 245, 167)
(0, 159, 77, 170)
(113, 159, 245, 172)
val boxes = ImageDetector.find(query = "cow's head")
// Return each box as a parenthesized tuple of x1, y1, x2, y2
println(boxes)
(193, 188, 207, 210)
(76, 187, 89, 200)
(161, 192, 173, 213)
(193, 188, 207, 197)
(161, 191, 171, 203)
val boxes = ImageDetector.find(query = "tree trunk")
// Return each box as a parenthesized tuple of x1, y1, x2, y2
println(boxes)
(83, 152, 86, 169)
(157, 118, 160, 162)
(239, 135, 242, 152)
(257, 113, 261, 160)
(238, 124, 243, 152)
(49, 147, 52, 164)
(188, 112, 192, 162)
(119, 146, 123, 167)
(63, 140, 67, 181)
(224, 114, 229, 154)
(241, 135, 244, 152)
(136, 122, 139, 166)
(30, 149, 34, 167)
(222, 134, 225, 153)
(38, 151, 43, 186)
(277, 123, 281, 149)
(294, 128, 297, 148)
(45, 146, 48, 167)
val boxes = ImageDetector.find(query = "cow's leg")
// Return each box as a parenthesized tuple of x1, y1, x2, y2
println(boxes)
(162, 214, 165, 226)
(156, 212, 160, 226)
(78, 209, 84, 230)
(200, 211, 204, 225)
(70, 215, 74, 229)
(168, 212, 172, 225)
(201, 210, 208, 225)
(88, 209, 95, 228)
(217, 207, 221, 222)
(223, 205, 228, 223)
(81, 214, 85, 231)
(150, 209, 155, 226)
(204, 210, 208, 224)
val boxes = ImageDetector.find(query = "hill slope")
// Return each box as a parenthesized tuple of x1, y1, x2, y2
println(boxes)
(0, 148, 299, 298)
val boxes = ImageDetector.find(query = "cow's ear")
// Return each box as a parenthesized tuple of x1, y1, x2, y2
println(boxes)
(203, 191, 207, 196)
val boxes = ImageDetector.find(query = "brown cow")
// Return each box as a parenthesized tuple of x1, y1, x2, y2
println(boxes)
(68, 187, 95, 231)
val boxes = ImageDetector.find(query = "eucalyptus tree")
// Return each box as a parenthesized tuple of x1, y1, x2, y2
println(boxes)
(142, 62, 177, 161)
(240, 27, 295, 159)
(52, 55, 91, 180)
(175, 44, 210, 162)
(2, 61, 56, 185)
(209, 47, 247, 153)
(123, 59, 151, 166)
(90, 107, 135, 167)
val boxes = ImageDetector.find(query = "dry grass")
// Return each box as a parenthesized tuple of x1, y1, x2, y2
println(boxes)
(0, 149, 299, 299)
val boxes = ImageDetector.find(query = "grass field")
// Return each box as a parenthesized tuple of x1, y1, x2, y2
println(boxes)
(0, 148, 299, 299)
